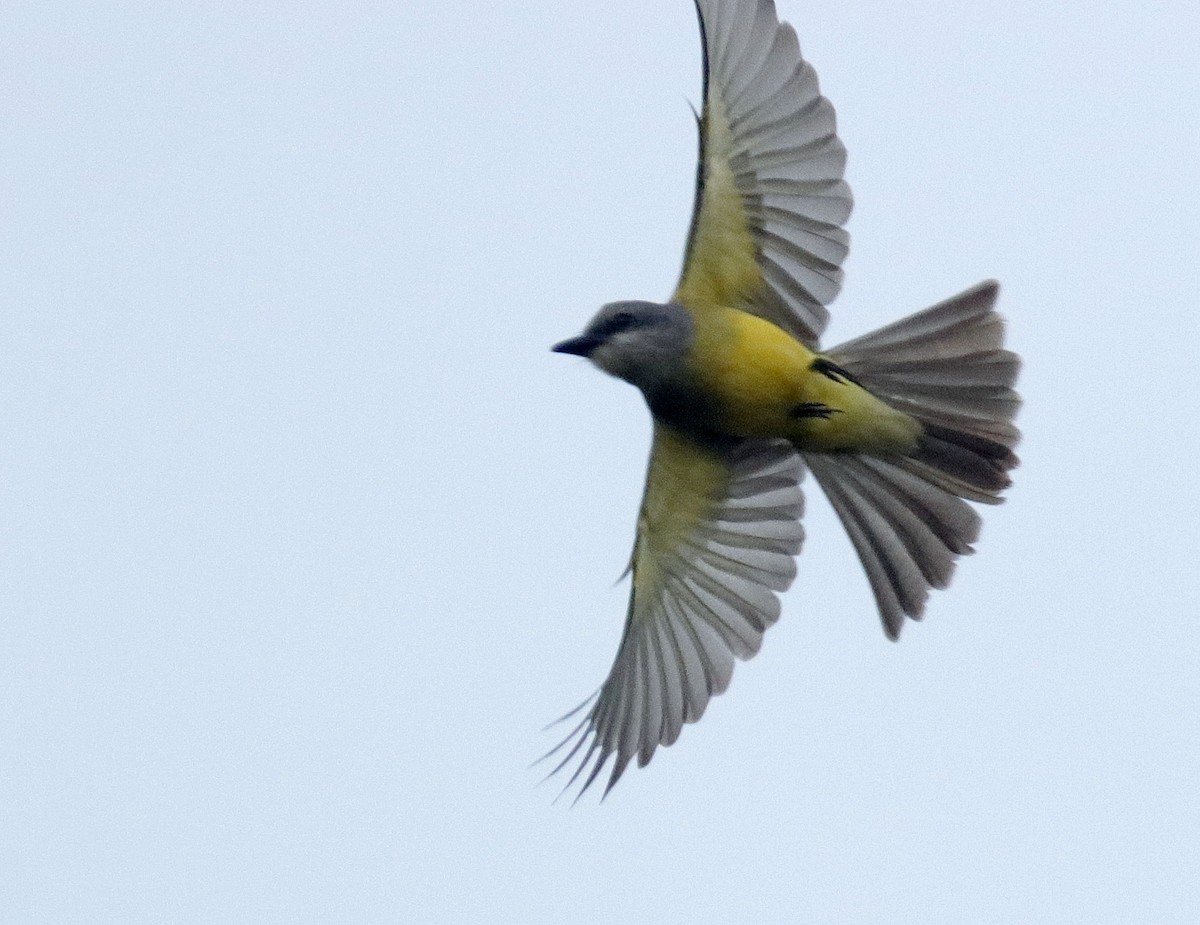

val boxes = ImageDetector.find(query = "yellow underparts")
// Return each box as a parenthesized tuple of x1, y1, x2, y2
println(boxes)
(685, 304, 921, 454)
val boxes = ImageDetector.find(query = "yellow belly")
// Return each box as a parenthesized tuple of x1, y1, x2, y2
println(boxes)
(686, 305, 920, 453)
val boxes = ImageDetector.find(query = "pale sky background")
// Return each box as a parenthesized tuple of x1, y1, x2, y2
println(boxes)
(4, 1, 1199, 922)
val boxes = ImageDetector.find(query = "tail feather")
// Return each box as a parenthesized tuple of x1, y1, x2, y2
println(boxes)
(914, 422, 1015, 499)
(809, 456, 926, 634)
(830, 280, 1007, 361)
(828, 279, 1021, 453)
(808, 454, 983, 638)
(807, 281, 1021, 637)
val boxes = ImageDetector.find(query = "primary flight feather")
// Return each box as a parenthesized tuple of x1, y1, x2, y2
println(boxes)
(546, 0, 1020, 800)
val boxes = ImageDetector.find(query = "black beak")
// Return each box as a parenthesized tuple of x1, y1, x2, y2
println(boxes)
(551, 334, 601, 358)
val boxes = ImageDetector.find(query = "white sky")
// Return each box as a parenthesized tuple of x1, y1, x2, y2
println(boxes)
(4, 1, 1199, 922)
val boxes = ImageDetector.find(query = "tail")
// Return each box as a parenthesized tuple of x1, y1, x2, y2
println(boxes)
(804, 281, 1021, 638)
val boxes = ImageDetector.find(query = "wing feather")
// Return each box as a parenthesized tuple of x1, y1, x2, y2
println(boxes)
(674, 0, 852, 346)
(545, 426, 805, 800)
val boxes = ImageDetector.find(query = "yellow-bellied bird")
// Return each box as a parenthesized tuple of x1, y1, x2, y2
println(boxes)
(545, 0, 1020, 799)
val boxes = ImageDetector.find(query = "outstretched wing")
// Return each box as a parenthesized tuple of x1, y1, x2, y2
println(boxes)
(542, 426, 805, 800)
(673, 0, 852, 346)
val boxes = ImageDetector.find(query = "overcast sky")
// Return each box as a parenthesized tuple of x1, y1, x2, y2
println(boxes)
(4, 1, 1199, 922)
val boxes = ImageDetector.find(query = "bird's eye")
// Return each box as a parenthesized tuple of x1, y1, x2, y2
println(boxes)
(597, 310, 638, 337)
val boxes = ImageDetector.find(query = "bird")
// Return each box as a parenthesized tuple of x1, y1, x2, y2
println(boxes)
(543, 0, 1021, 800)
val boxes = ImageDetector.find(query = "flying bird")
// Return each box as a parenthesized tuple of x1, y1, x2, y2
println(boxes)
(544, 0, 1020, 799)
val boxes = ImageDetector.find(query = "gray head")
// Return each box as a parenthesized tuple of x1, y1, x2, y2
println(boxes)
(552, 300, 694, 393)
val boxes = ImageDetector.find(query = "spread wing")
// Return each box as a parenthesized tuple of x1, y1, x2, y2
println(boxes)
(673, 0, 853, 346)
(541, 426, 805, 800)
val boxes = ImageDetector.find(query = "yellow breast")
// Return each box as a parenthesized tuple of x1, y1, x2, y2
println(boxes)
(684, 304, 920, 452)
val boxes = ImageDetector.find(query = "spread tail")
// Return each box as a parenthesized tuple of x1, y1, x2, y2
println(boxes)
(804, 281, 1021, 637)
